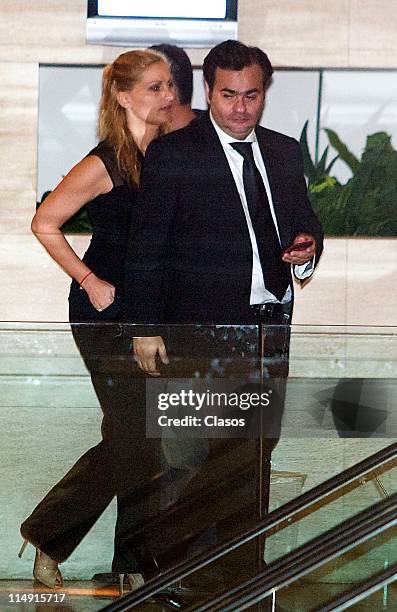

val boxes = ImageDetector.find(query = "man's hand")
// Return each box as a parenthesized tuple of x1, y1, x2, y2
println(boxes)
(133, 336, 169, 376)
(282, 233, 316, 265)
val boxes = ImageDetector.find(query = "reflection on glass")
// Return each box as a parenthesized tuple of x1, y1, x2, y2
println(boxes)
(265, 459, 396, 564)
(275, 524, 396, 611)
(1, 323, 395, 611)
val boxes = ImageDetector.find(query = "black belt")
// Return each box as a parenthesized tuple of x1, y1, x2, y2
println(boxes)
(251, 302, 291, 324)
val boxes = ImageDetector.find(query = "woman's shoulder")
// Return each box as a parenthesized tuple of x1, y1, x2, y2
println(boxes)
(86, 140, 124, 187)
(88, 139, 113, 158)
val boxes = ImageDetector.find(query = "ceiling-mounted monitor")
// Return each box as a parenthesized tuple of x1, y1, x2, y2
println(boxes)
(87, 0, 238, 48)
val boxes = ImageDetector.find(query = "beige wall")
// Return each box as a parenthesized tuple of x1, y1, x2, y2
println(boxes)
(0, 0, 396, 324)
(2, 1, 397, 67)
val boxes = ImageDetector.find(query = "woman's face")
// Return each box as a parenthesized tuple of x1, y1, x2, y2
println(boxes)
(119, 61, 174, 126)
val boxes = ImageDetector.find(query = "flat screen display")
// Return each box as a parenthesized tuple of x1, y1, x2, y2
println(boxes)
(87, 0, 237, 47)
(97, 0, 227, 19)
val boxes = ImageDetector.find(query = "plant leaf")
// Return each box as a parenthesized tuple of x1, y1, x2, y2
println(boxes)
(299, 120, 318, 183)
(344, 138, 390, 234)
(317, 146, 329, 173)
(324, 128, 360, 173)
(325, 154, 339, 175)
(365, 132, 391, 150)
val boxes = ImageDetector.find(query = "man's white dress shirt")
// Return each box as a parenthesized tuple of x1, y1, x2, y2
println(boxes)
(210, 112, 314, 305)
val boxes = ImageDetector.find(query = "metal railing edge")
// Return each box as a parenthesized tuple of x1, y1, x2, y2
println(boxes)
(102, 442, 397, 611)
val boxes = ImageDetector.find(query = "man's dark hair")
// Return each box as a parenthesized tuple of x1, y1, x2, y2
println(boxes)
(150, 44, 193, 105)
(203, 40, 273, 90)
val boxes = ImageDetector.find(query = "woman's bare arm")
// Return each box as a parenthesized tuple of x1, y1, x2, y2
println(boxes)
(32, 155, 116, 311)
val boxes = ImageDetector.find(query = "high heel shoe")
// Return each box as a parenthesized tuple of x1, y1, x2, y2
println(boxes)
(118, 572, 145, 596)
(118, 573, 187, 609)
(19, 539, 63, 589)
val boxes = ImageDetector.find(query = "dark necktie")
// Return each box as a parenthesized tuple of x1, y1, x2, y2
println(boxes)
(230, 141, 290, 301)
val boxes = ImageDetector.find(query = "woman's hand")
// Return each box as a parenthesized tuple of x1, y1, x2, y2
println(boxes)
(81, 273, 115, 312)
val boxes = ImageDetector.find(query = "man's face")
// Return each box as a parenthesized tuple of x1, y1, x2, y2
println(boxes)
(205, 64, 266, 140)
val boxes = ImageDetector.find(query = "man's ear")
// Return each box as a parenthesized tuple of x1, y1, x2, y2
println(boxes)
(117, 91, 131, 109)
(204, 81, 212, 106)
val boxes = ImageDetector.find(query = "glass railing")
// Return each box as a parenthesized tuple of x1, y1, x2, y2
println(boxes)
(103, 444, 396, 611)
(192, 493, 397, 611)
(1, 323, 395, 611)
(317, 563, 397, 612)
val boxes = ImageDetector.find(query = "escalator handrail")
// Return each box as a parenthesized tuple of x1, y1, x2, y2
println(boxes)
(193, 492, 397, 611)
(315, 562, 397, 612)
(194, 490, 396, 611)
(103, 441, 396, 611)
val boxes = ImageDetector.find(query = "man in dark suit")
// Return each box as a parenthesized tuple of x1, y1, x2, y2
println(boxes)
(124, 40, 323, 587)
(125, 39, 323, 365)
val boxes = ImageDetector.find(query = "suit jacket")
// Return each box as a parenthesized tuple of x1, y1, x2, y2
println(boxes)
(124, 112, 323, 325)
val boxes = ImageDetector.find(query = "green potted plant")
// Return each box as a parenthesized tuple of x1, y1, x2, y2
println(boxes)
(300, 121, 397, 236)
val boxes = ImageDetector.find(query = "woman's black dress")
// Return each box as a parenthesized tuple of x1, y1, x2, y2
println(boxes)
(68, 140, 131, 323)
(21, 142, 157, 574)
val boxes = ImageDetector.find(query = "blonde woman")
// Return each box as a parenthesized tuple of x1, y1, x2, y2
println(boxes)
(19, 50, 174, 593)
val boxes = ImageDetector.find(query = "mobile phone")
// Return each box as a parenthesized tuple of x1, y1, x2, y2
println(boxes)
(282, 239, 313, 256)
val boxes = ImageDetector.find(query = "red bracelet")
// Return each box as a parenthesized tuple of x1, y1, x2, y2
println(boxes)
(79, 270, 93, 289)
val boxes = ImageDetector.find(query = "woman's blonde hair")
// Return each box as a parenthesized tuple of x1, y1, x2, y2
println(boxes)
(99, 49, 168, 185)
